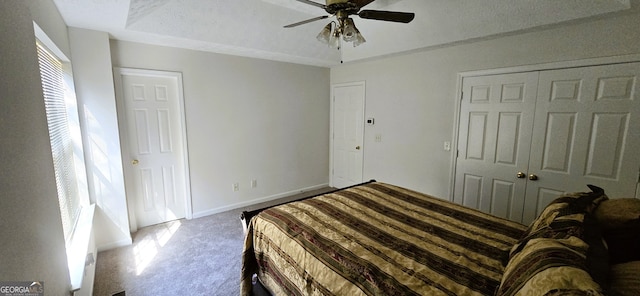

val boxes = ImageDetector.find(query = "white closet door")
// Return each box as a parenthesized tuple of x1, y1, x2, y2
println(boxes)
(454, 72, 538, 222)
(522, 62, 640, 224)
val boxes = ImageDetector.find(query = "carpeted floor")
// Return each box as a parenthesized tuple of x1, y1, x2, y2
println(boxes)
(93, 187, 333, 296)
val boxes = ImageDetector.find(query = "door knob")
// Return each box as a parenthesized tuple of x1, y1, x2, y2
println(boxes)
(528, 174, 538, 181)
(516, 172, 526, 179)
(356, 146, 361, 150)
(132, 159, 139, 165)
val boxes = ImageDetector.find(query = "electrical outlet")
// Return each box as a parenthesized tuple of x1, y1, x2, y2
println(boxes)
(233, 183, 239, 192)
(444, 141, 451, 151)
(375, 134, 382, 142)
(251, 179, 257, 188)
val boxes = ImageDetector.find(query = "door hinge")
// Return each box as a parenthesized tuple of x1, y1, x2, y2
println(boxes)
(456, 150, 459, 158)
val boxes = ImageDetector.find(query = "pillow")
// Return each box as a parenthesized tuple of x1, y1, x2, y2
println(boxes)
(508, 185, 608, 258)
(496, 186, 608, 296)
(609, 261, 640, 296)
(497, 238, 605, 296)
(594, 198, 640, 229)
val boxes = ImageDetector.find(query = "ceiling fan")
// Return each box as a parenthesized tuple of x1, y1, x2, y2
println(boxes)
(284, 0, 415, 48)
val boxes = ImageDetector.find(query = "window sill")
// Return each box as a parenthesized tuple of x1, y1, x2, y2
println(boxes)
(66, 204, 95, 292)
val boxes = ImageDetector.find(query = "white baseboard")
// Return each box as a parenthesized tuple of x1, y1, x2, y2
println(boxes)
(96, 237, 132, 252)
(192, 183, 330, 219)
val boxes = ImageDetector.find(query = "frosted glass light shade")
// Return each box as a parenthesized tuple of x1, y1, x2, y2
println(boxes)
(342, 18, 358, 42)
(316, 23, 332, 45)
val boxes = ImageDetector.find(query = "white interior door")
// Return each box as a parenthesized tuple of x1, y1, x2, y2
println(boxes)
(522, 62, 640, 224)
(332, 82, 365, 188)
(117, 69, 190, 228)
(454, 72, 538, 221)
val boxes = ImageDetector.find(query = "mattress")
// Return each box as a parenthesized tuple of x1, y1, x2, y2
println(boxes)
(241, 182, 527, 295)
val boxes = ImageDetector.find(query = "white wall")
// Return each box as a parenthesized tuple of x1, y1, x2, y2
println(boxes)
(68, 27, 132, 249)
(331, 9, 640, 199)
(0, 1, 71, 295)
(110, 41, 331, 217)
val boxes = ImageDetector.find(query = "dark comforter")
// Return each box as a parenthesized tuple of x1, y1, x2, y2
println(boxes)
(241, 182, 527, 295)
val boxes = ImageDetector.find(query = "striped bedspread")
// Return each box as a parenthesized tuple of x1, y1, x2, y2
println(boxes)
(241, 182, 527, 296)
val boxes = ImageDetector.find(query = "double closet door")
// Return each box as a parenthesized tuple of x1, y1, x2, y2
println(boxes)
(454, 62, 640, 225)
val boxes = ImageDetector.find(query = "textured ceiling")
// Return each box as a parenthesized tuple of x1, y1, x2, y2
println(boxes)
(52, 0, 631, 67)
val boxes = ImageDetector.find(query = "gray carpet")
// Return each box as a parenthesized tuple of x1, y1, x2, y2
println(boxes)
(93, 187, 333, 296)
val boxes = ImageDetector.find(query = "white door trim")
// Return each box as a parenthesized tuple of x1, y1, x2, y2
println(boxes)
(330, 81, 366, 188)
(113, 67, 193, 232)
(449, 53, 640, 201)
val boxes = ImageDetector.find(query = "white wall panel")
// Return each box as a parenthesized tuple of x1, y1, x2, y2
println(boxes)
(466, 113, 488, 160)
(157, 109, 173, 153)
(462, 174, 483, 208)
(541, 113, 575, 173)
(495, 113, 521, 165)
(501, 83, 525, 102)
(134, 109, 151, 154)
(585, 113, 628, 179)
(597, 77, 634, 100)
(471, 85, 491, 103)
(162, 166, 177, 207)
(491, 180, 515, 219)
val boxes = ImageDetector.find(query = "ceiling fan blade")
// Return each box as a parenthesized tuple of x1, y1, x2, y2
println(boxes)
(352, 0, 376, 9)
(294, 0, 326, 9)
(358, 10, 415, 23)
(284, 15, 329, 28)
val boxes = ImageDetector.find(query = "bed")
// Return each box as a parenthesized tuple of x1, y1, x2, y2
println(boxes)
(240, 181, 639, 296)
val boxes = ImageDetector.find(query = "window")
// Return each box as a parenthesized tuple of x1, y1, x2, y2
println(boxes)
(35, 23, 94, 292)
(36, 40, 89, 242)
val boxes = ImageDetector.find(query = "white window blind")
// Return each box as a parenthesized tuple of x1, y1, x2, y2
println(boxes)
(36, 41, 81, 241)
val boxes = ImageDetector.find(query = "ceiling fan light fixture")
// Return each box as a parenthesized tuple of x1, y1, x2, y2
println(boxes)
(316, 22, 332, 45)
(329, 26, 341, 48)
(285, 0, 416, 49)
(353, 31, 366, 47)
(341, 18, 358, 42)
